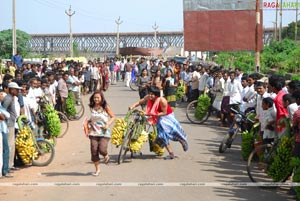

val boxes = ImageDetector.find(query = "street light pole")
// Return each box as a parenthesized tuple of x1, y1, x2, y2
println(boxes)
(65, 5, 75, 57)
(12, 0, 17, 56)
(115, 16, 123, 56)
(152, 22, 159, 58)
(255, 0, 261, 72)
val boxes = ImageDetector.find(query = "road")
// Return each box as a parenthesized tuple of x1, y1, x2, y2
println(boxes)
(0, 82, 295, 201)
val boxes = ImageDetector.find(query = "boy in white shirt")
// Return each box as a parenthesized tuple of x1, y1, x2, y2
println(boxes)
(283, 93, 299, 120)
(262, 97, 276, 145)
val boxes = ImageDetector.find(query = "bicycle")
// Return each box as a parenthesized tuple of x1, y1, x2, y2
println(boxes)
(246, 130, 293, 185)
(17, 115, 55, 166)
(186, 93, 216, 124)
(219, 108, 256, 153)
(74, 98, 85, 119)
(117, 109, 157, 164)
(129, 70, 139, 91)
(36, 97, 69, 139)
(66, 92, 85, 121)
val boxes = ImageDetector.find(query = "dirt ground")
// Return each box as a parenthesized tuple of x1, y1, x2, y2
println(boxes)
(0, 83, 295, 201)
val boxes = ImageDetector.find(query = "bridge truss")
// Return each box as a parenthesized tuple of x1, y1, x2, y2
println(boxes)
(27, 30, 273, 54)
(28, 32, 184, 54)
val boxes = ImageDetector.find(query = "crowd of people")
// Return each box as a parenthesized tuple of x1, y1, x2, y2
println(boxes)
(0, 55, 194, 177)
(124, 56, 300, 164)
(0, 56, 127, 178)
(1, 54, 299, 183)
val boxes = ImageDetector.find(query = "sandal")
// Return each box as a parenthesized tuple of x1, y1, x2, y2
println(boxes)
(92, 171, 100, 176)
(104, 155, 110, 164)
(2, 173, 13, 178)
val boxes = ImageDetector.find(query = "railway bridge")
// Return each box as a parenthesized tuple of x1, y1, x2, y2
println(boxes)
(27, 29, 274, 54)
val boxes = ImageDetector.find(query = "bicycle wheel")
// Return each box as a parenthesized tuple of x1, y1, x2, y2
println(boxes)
(129, 78, 138, 91)
(45, 136, 57, 147)
(219, 134, 230, 153)
(56, 111, 69, 138)
(186, 100, 210, 124)
(117, 126, 133, 164)
(32, 140, 55, 166)
(247, 144, 277, 184)
(74, 99, 85, 120)
(219, 127, 239, 153)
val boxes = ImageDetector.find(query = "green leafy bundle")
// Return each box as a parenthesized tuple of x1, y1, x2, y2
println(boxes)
(66, 93, 76, 116)
(44, 104, 61, 137)
(241, 130, 254, 161)
(195, 94, 211, 120)
(290, 157, 300, 200)
(268, 136, 293, 182)
(175, 80, 185, 101)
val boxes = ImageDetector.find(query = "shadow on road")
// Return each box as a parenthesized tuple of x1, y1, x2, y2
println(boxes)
(193, 122, 294, 200)
(174, 102, 295, 200)
(42, 172, 91, 177)
(107, 153, 162, 164)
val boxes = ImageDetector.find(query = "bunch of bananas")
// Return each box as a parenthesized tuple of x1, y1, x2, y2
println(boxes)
(130, 130, 148, 153)
(149, 132, 164, 156)
(111, 118, 127, 145)
(15, 126, 38, 164)
(268, 136, 293, 181)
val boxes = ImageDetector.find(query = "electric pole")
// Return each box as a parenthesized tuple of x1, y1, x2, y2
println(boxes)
(115, 16, 123, 56)
(296, 0, 298, 41)
(255, 0, 261, 72)
(271, 22, 277, 41)
(152, 22, 159, 58)
(65, 5, 75, 57)
(275, 0, 278, 41)
(279, 0, 283, 41)
(12, 0, 17, 56)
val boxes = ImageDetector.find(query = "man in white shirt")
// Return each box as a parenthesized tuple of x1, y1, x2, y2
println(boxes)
(124, 58, 132, 87)
(67, 68, 80, 105)
(120, 58, 126, 82)
(255, 81, 271, 136)
(198, 67, 209, 95)
(242, 74, 257, 113)
(220, 71, 230, 126)
(90, 63, 100, 92)
(47, 71, 58, 106)
(27, 78, 42, 108)
(189, 66, 200, 102)
(240, 76, 249, 113)
(227, 71, 243, 124)
(234, 68, 243, 83)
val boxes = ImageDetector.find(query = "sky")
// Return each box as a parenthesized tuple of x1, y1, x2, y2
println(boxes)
(0, 0, 296, 34)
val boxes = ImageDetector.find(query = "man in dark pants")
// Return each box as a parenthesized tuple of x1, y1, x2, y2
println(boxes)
(2, 82, 22, 171)
(57, 72, 69, 114)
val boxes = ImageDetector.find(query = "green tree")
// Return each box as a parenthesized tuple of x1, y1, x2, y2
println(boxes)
(282, 21, 300, 40)
(286, 46, 300, 73)
(0, 29, 31, 58)
(213, 39, 300, 74)
(214, 51, 255, 73)
(261, 39, 297, 72)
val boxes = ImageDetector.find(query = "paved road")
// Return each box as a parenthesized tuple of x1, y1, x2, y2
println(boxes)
(0, 82, 295, 201)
